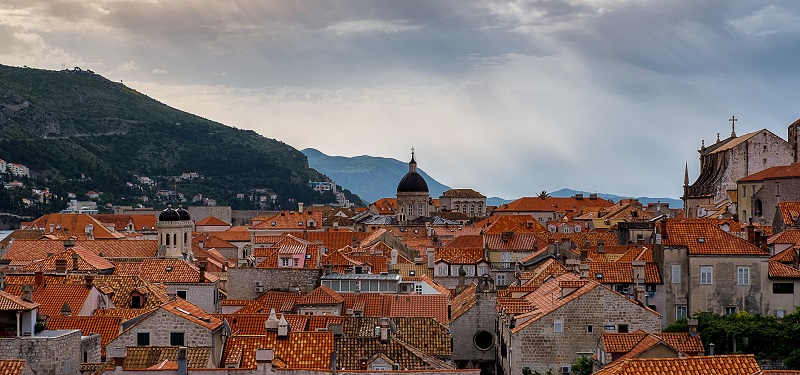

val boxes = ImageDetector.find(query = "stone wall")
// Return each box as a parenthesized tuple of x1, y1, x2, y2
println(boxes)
(450, 290, 497, 370)
(688, 255, 769, 316)
(105, 309, 222, 366)
(505, 286, 661, 375)
(0, 329, 82, 375)
(167, 282, 220, 313)
(81, 333, 102, 363)
(751, 177, 800, 225)
(227, 268, 321, 300)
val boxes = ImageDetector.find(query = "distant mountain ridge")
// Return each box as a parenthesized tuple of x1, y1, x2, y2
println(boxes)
(302, 148, 451, 204)
(0, 64, 357, 213)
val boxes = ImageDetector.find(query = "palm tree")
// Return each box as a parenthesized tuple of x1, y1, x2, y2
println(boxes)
(538, 190, 549, 199)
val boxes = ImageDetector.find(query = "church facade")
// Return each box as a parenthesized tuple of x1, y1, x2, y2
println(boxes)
(683, 118, 800, 220)
(395, 150, 435, 224)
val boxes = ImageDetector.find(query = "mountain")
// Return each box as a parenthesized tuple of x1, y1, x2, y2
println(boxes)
(302, 148, 451, 204)
(0, 65, 359, 213)
(549, 188, 682, 208)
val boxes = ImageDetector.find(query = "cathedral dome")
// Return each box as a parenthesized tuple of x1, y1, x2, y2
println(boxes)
(397, 172, 429, 193)
(396, 149, 429, 193)
(176, 206, 191, 221)
(158, 206, 181, 222)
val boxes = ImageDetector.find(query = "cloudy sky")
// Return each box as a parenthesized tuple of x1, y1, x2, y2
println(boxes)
(2, 0, 800, 201)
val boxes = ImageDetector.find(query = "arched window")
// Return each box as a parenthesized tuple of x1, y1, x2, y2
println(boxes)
(173, 234, 177, 246)
(166, 234, 170, 246)
(755, 200, 763, 217)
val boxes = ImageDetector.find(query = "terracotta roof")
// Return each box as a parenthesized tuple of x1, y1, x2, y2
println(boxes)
(336, 336, 452, 370)
(594, 354, 759, 375)
(15, 283, 94, 317)
(204, 228, 251, 242)
(519, 258, 569, 288)
(23, 213, 125, 240)
(193, 235, 236, 250)
(435, 247, 486, 264)
(46, 316, 122, 356)
(777, 202, 800, 227)
(93, 307, 155, 321)
(114, 259, 218, 283)
(297, 285, 345, 305)
(19, 246, 115, 272)
(250, 210, 324, 230)
(589, 262, 662, 284)
(769, 229, 800, 245)
(602, 330, 703, 355)
(0, 290, 40, 311)
(3, 239, 157, 265)
(659, 332, 705, 354)
(662, 219, 769, 255)
(158, 298, 223, 330)
(123, 347, 211, 369)
(284, 231, 369, 251)
(449, 284, 477, 322)
(214, 313, 342, 335)
(740, 163, 800, 182)
(195, 216, 229, 226)
(91, 214, 157, 232)
(769, 261, 800, 278)
(494, 196, 614, 213)
(0, 360, 27, 375)
(222, 332, 334, 370)
(371, 198, 397, 215)
(483, 215, 547, 234)
(342, 317, 451, 357)
(484, 232, 542, 251)
(443, 235, 483, 248)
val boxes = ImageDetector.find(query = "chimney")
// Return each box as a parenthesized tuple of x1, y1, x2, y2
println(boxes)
(177, 347, 188, 375)
(197, 258, 208, 282)
(580, 249, 588, 261)
(359, 356, 368, 370)
(547, 239, 557, 255)
(112, 349, 126, 373)
(426, 248, 435, 269)
(0, 271, 5, 290)
(22, 284, 33, 302)
(632, 260, 646, 284)
(72, 253, 80, 271)
(34, 270, 44, 288)
(85, 274, 95, 287)
(560, 238, 570, 253)
(265, 309, 279, 332)
(598, 241, 605, 254)
(688, 319, 699, 337)
(49, 224, 54, 234)
(64, 237, 75, 250)
(298, 202, 304, 214)
(380, 317, 390, 343)
(255, 348, 274, 372)
(61, 302, 72, 316)
(55, 259, 67, 273)
(351, 236, 359, 249)
(391, 249, 398, 265)
(277, 314, 289, 338)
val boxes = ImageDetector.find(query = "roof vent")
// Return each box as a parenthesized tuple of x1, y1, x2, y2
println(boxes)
(166, 267, 173, 271)
(697, 238, 705, 243)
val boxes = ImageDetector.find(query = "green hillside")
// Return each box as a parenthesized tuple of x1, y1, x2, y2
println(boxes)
(0, 65, 359, 214)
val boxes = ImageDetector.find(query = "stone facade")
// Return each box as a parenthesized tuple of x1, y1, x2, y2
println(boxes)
(450, 289, 497, 373)
(167, 282, 221, 313)
(749, 177, 800, 225)
(227, 268, 321, 300)
(439, 189, 487, 217)
(0, 329, 83, 375)
(658, 246, 770, 325)
(105, 309, 224, 367)
(498, 286, 661, 375)
(81, 333, 102, 363)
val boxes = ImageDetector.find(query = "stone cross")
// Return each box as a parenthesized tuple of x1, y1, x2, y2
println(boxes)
(730, 115, 737, 137)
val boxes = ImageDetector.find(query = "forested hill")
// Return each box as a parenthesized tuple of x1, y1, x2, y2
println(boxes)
(0, 64, 360, 212)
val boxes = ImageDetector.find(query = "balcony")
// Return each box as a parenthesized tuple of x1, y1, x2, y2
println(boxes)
(491, 262, 514, 271)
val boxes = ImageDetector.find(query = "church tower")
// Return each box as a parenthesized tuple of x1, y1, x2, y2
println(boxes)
(396, 149, 431, 224)
(157, 205, 195, 260)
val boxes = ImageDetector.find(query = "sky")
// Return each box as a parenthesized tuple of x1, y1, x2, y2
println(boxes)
(2, 0, 800, 201)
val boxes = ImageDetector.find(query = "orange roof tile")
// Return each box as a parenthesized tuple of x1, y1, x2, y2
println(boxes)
(93, 307, 155, 321)
(160, 298, 222, 330)
(483, 215, 547, 234)
(371, 198, 397, 215)
(19, 246, 115, 272)
(114, 259, 218, 283)
(91, 214, 157, 232)
(777, 202, 800, 227)
(195, 216, 229, 226)
(769, 261, 800, 278)
(494, 196, 614, 213)
(16, 283, 94, 318)
(297, 285, 344, 305)
(24, 213, 125, 240)
(449, 283, 477, 322)
(222, 332, 334, 370)
(769, 229, 800, 245)
(594, 354, 759, 375)
(3, 239, 157, 265)
(251, 210, 324, 230)
(0, 360, 28, 375)
(663, 219, 768, 255)
(740, 163, 800, 182)
(204, 228, 251, 242)
(589, 262, 662, 284)
(435, 247, 486, 264)
(46, 316, 122, 356)
(0, 290, 40, 311)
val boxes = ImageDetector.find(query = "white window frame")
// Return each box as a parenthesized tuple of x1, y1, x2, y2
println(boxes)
(414, 284, 423, 294)
(671, 264, 681, 284)
(554, 320, 563, 333)
(737, 266, 750, 285)
(280, 257, 291, 267)
(438, 266, 448, 276)
(451, 265, 460, 276)
(496, 274, 506, 286)
(465, 266, 475, 276)
(478, 266, 488, 276)
(700, 266, 713, 285)
(676, 305, 687, 320)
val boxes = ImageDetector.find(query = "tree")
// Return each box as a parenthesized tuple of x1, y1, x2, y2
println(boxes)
(538, 190, 549, 199)
(572, 355, 593, 375)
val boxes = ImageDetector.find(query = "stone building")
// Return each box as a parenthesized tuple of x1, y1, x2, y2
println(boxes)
(439, 189, 487, 217)
(105, 298, 225, 367)
(0, 329, 84, 375)
(654, 219, 770, 325)
(449, 278, 497, 375)
(683, 119, 800, 220)
(738, 163, 800, 225)
(395, 150, 434, 224)
(496, 274, 661, 375)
